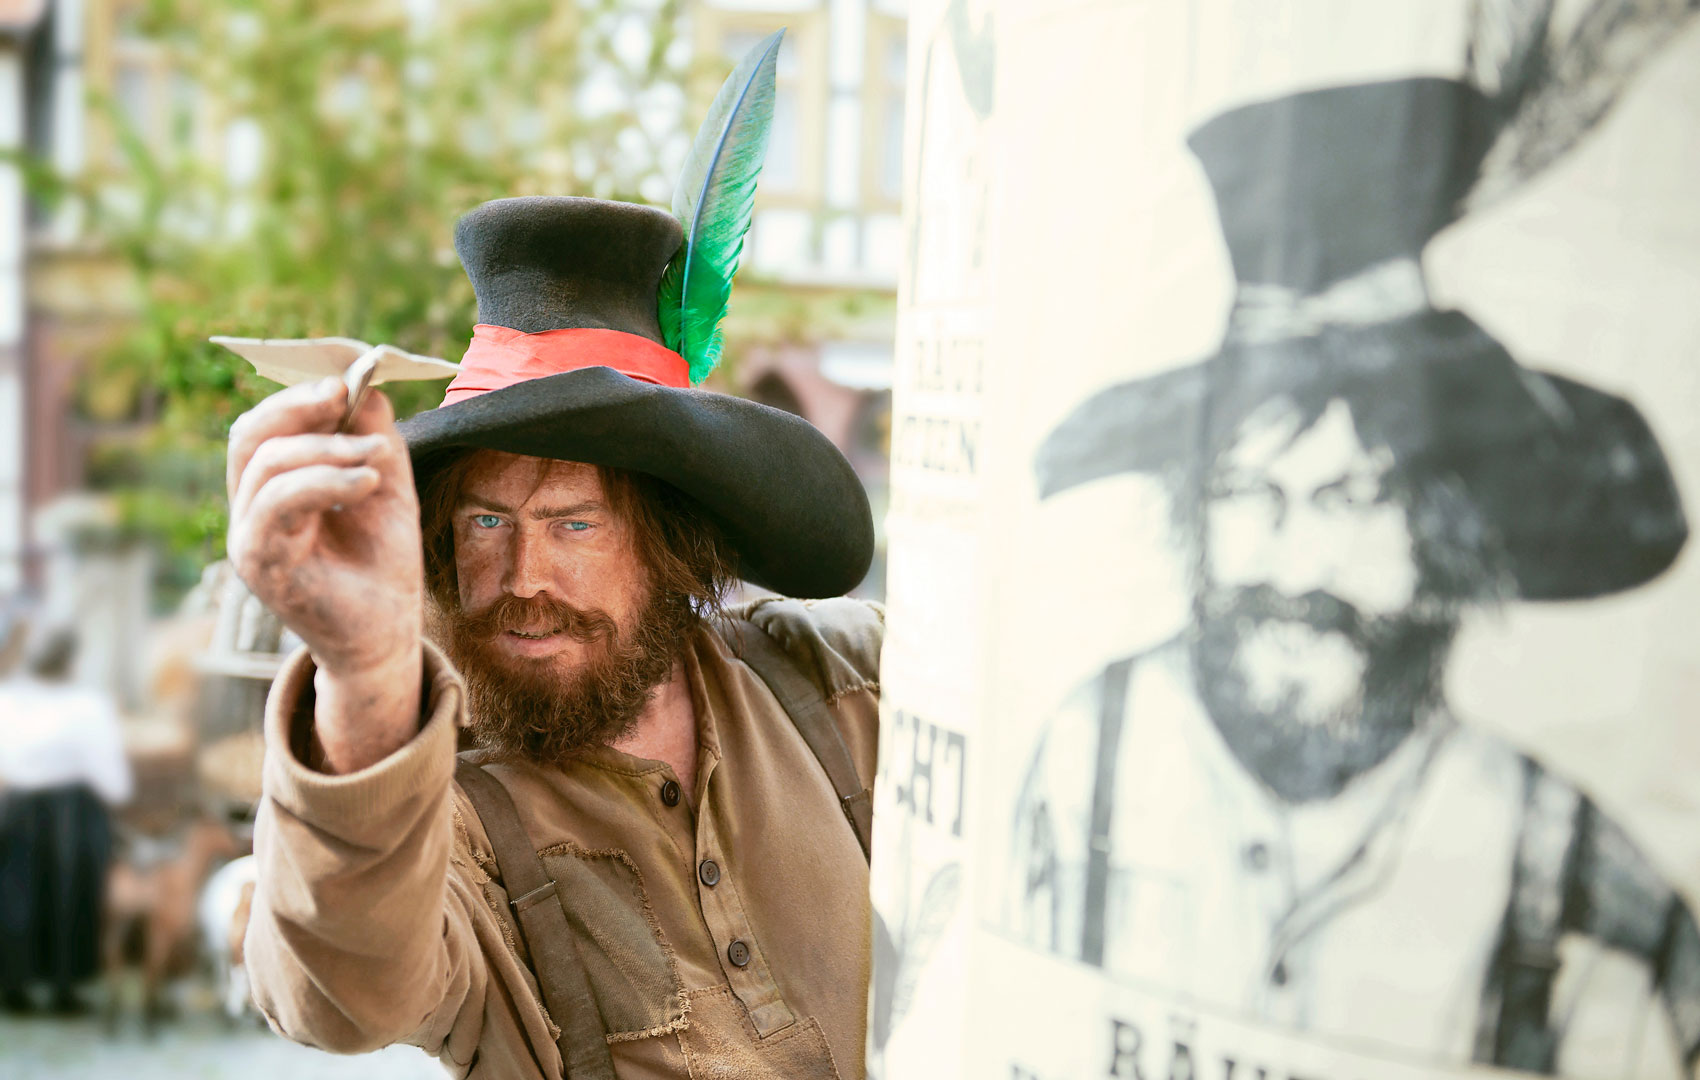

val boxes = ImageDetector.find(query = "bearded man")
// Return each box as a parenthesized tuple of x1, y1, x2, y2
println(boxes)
(1004, 76, 1700, 1079)
(226, 192, 881, 1080)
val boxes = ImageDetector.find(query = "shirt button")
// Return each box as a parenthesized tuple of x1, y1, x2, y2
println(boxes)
(1243, 842, 1269, 871)
(727, 940, 751, 968)
(660, 779, 681, 807)
(1271, 960, 1289, 986)
(699, 859, 721, 887)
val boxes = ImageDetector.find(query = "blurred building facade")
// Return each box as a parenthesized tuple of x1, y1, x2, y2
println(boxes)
(0, 0, 46, 604)
(694, 0, 905, 598)
(4, 0, 157, 702)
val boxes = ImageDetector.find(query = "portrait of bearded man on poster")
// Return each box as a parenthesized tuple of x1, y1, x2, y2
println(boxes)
(1003, 3, 1700, 1077)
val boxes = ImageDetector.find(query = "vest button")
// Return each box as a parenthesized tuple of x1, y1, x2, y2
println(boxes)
(727, 940, 750, 968)
(660, 779, 681, 806)
(699, 859, 721, 887)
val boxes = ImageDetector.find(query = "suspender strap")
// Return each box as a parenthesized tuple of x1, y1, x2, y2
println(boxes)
(1478, 761, 1583, 1073)
(454, 760, 616, 1080)
(1081, 657, 1133, 968)
(718, 617, 874, 862)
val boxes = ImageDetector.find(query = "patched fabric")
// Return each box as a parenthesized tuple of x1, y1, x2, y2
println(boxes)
(536, 845, 687, 1041)
(677, 987, 841, 1080)
(733, 597, 884, 698)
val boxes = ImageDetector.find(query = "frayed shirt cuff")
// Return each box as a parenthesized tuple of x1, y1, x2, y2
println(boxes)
(260, 640, 464, 833)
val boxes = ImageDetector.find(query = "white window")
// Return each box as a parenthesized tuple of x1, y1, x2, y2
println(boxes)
(722, 29, 801, 193)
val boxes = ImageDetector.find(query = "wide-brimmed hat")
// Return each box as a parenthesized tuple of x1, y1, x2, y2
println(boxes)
(395, 30, 872, 599)
(398, 196, 874, 598)
(1037, 77, 1687, 602)
(1037, 317, 1688, 601)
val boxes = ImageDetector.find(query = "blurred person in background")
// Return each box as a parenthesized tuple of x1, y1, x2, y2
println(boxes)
(0, 628, 133, 1014)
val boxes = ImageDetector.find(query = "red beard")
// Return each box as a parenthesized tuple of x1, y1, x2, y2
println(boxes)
(431, 590, 696, 765)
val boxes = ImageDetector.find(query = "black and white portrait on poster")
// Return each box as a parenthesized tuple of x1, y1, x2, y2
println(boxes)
(1000, 3, 1700, 1077)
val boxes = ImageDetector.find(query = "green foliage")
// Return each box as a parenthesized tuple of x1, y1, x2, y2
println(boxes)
(36, 0, 690, 604)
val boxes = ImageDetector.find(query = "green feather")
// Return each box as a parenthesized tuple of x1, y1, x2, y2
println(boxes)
(657, 28, 784, 385)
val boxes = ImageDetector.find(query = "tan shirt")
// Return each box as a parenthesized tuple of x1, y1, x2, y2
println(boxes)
(246, 598, 882, 1079)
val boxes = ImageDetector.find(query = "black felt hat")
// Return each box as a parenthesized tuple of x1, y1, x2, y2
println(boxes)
(1037, 313, 1688, 601)
(1037, 78, 1687, 602)
(1185, 77, 1495, 295)
(399, 196, 874, 599)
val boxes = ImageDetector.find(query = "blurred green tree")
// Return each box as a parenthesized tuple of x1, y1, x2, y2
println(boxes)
(34, 0, 693, 602)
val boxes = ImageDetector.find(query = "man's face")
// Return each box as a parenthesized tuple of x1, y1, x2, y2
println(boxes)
(453, 452, 649, 671)
(1193, 399, 1449, 802)
(434, 451, 687, 762)
(1205, 399, 1415, 618)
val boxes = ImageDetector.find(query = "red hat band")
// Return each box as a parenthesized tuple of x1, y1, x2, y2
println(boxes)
(442, 325, 690, 405)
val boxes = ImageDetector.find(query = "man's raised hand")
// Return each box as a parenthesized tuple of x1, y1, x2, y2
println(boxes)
(226, 377, 426, 772)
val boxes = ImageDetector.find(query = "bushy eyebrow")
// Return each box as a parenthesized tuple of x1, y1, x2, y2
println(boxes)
(461, 496, 604, 521)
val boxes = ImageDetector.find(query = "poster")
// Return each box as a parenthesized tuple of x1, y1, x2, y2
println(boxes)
(872, 2, 1700, 1078)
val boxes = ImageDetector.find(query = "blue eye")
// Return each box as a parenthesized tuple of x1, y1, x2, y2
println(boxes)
(565, 521, 592, 532)
(473, 514, 503, 529)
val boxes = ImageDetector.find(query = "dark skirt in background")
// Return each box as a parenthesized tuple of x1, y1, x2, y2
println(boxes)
(0, 784, 112, 993)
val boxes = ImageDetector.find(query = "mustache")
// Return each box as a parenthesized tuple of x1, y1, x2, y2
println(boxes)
(456, 593, 618, 645)
(1200, 584, 1366, 639)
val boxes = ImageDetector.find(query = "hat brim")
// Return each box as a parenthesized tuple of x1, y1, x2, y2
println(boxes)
(1037, 352, 1688, 602)
(399, 366, 874, 598)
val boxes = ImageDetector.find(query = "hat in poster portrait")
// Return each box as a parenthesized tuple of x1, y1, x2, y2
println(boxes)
(1037, 76, 1688, 602)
